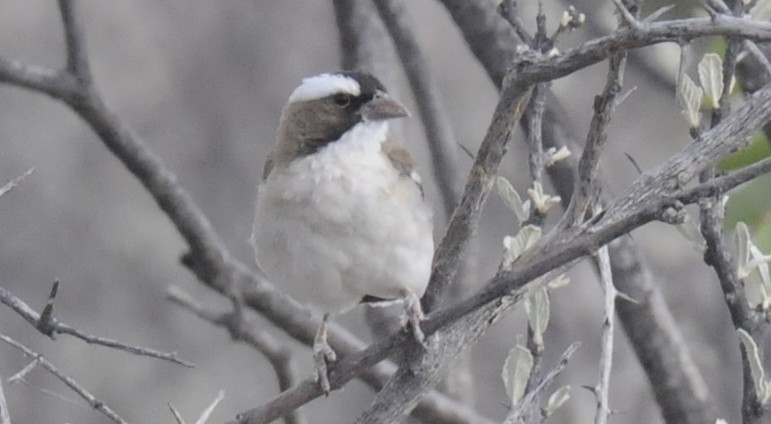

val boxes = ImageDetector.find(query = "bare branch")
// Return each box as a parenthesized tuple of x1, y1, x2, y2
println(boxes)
(423, 70, 534, 311)
(743, 40, 771, 76)
(594, 245, 616, 424)
(676, 156, 771, 205)
(0, 284, 193, 367)
(610, 0, 640, 29)
(564, 50, 627, 226)
(0, 58, 78, 99)
(0, 333, 129, 424)
(7, 359, 38, 385)
(498, 0, 533, 45)
(195, 390, 225, 424)
(58, 0, 92, 85)
(169, 403, 186, 424)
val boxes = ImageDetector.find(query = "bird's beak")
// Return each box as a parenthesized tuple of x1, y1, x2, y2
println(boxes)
(361, 90, 410, 121)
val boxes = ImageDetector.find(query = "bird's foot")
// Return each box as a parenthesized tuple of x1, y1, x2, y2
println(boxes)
(400, 289, 427, 348)
(313, 315, 337, 395)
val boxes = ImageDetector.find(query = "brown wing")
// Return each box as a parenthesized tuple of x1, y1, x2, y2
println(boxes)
(381, 138, 424, 197)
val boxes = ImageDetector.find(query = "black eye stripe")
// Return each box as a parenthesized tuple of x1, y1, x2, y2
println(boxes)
(333, 93, 351, 106)
(329, 92, 371, 108)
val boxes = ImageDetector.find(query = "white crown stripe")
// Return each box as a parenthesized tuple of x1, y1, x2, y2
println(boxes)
(288, 74, 361, 103)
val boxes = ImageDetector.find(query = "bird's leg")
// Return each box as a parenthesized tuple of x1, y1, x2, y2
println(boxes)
(313, 313, 337, 395)
(400, 289, 427, 347)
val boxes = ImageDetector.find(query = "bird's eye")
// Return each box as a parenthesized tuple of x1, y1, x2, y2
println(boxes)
(333, 93, 351, 107)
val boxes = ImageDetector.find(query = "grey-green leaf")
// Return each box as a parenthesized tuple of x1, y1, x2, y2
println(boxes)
(675, 212, 706, 253)
(736, 222, 751, 278)
(502, 226, 542, 270)
(752, 0, 771, 20)
(677, 74, 702, 128)
(525, 286, 550, 348)
(502, 345, 534, 405)
(737, 329, 770, 405)
(698, 53, 724, 109)
(544, 385, 571, 417)
(496, 176, 530, 222)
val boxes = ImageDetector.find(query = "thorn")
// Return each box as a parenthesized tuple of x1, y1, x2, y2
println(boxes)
(457, 142, 475, 160)
(624, 152, 643, 175)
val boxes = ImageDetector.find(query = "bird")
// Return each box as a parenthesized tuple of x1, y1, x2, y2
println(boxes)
(251, 71, 434, 394)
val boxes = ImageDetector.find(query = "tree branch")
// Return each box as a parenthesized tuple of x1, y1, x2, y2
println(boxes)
(58, 0, 92, 84)
(564, 52, 627, 227)
(422, 69, 534, 312)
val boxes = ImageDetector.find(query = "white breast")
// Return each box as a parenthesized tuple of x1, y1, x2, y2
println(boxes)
(253, 122, 434, 314)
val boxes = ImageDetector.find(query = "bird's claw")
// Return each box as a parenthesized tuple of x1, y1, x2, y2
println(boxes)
(401, 289, 427, 348)
(313, 315, 336, 395)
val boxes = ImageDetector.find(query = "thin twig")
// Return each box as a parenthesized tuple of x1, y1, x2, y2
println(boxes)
(422, 71, 534, 311)
(527, 85, 546, 194)
(676, 156, 771, 204)
(703, 0, 730, 14)
(194, 390, 225, 424)
(7, 360, 39, 385)
(0, 333, 129, 424)
(0, 169, 34, 199)
(594, 244, 616, 424)
(503, 342, 580, 423)
(743, 40, 771, 76)
(0, 284, 193, 367)
(58, 0, 91, 85)
(498, 0, 534, 45)
(0, 374, 9, 424)
(169, 403, 186, 424)
(610, 0, 640, 29)
(564, 51, 627, 227)
(0, 57, 78, 98)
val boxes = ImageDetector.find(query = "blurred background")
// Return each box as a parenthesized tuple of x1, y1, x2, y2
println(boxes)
(1, 0, 770, 423)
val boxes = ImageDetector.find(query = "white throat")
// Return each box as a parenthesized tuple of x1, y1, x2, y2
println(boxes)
(327, 121, 388, 153)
